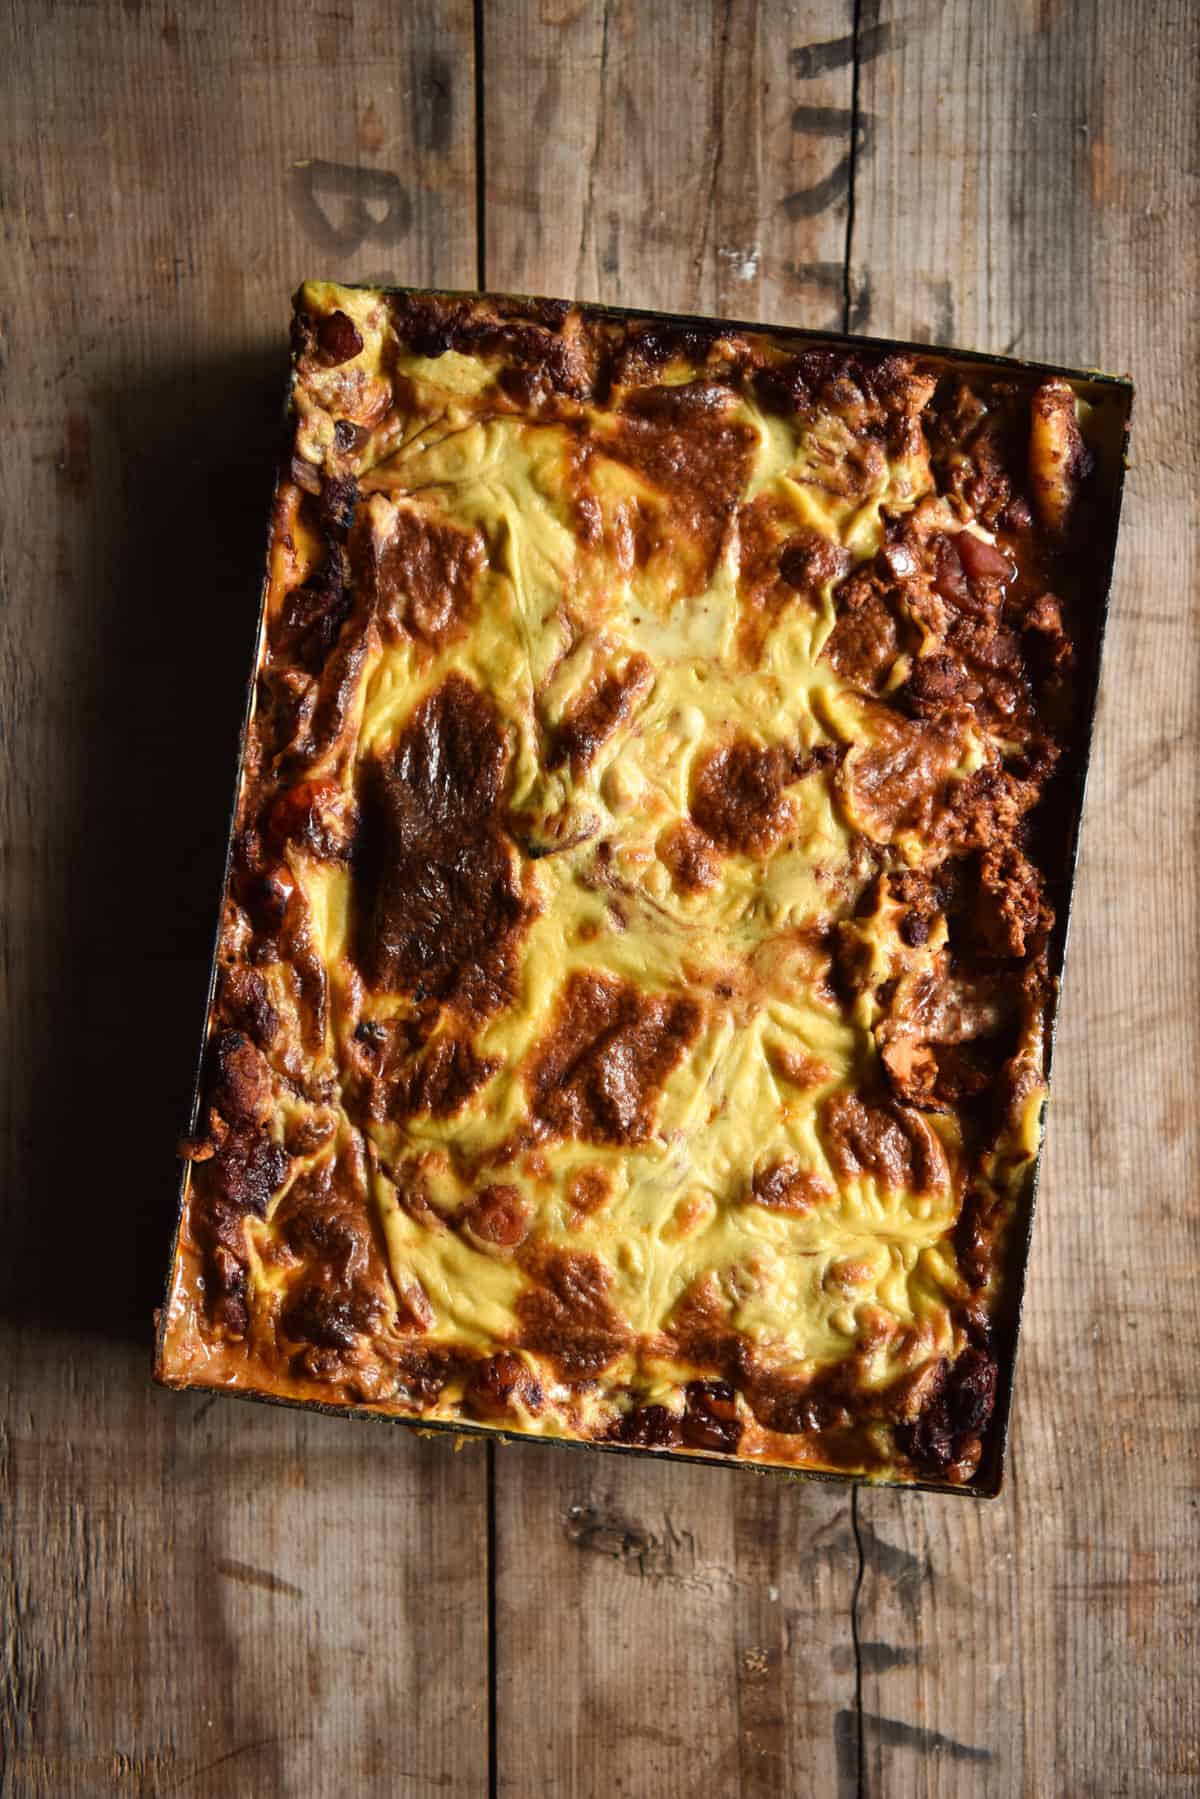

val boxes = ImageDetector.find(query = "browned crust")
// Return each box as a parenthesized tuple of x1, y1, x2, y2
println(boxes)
(525, 970, 702, 1147)
(161, 286, 1114, 1491)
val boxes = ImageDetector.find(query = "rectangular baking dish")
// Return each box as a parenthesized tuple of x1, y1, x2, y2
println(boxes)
(154, 286, 1133, 1496)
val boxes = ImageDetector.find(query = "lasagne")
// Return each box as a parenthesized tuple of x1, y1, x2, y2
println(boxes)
(156, 283, 1127, 1490)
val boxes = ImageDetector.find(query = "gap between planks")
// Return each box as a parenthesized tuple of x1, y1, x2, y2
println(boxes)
(474, 9, 501, 1799)
(477, 1, 874, 1792)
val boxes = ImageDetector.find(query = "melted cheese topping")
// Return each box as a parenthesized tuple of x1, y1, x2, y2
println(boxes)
(157, 283, 1124, 1488)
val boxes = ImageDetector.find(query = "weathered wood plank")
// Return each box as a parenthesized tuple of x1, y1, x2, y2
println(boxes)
(0, 3, 487, 1794)
(484, 4, 865, 1794)
(850, 2, 1200, 1793)
(2, 1386, 490, 1797)
(5, 2, 1195, 1792)
(484, 0, 857, 328)
(493, 1449, 856, 1797)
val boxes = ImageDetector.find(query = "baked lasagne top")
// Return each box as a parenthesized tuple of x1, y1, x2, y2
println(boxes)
(156, 282, 1115, 1488)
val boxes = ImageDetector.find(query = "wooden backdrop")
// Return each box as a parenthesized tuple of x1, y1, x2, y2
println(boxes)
(2, 2, 1196, 1793)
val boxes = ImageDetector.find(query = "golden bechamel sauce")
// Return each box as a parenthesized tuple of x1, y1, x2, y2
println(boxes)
(158, 281, 1060, 1481)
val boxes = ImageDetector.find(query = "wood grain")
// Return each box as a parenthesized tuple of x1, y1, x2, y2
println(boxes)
(493, 1451, 857, 1797)
(3, 1, 1197, 1794)
(484, 5, 867, 1795)
(483, 0, 857, 327)
(0, 3, 488, 1795)
(850, 1, 1200, 1794)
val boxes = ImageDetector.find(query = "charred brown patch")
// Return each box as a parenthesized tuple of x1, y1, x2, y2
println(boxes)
(841, 706, 973, 844)
(274, 880, 329, 1052)
(736, 495, 849, 662)
(308, 603, 374, 766)
(219, 966, 279, 1049)
(253, 665, 320, 771)
(764, 1041, 832, 1090)
(691, 738, 791, 856)
(567, 1164, 613, 1222)
(751, 348, 844, 418)
(888, 867, 942, 946)
(822, 569, 901, 693)
(779, 530, 850, 595)
(526, 970, 701, 1145)
(385, 1158, 444, 1233)
(208, 1029, 273, 1127)
(365, 500, 486, 648)
(926, 1042, 997, 1105)
(612, 318, 727, 378)
(666, 1291, 876, 1454)
(271, 553, 353, 676)
(930, 752, 1055, 857)
(928, 380, 1016, 527)
(271, 1142, 395, 1358)
(390, 291, 595, 397)
(821, 1090, 947, 1193)
(202, 1128, 289, 1218)
(749, 1159, 834, 1214)
(464, 1351, 544, 1419)
(391, 1344, 465, 1408)
(954, 1184, 1003, 1292)
(579, 381, 757, 593)
(318, 473, 358, 538)
(691, 737, 834, 858)
(275, 1151, 359, 1266)
(462, 1184, 532, 1251)
(742, 1360, 859, 1440)
(378, 1030, 500, 1122)
(657, 819, 720, 894)
(515, 1245, 629, 1378)
(972, 844, 1047, 959)
(357, 674, 530, 1018)
(880, 1038, 941, 1109)
(389, 292, 473, 358)
(189, 1127, 291, 1335)
(662, 1274, 740, 1377)
(281, 1282, 383, 1353)
(546, 653, 653, 776)
(610, 1403, 681, 1448)
(896, 1347, 997, 1482)
(901, 652, 981, 719)
(682, 1379, 743, 1454)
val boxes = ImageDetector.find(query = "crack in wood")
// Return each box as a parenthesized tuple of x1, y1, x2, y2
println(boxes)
(693, 0, 733, 306)
(474, 0, 486, 290)
(215, 1558, 304, 1601)
(576, 0, 612, 292)
(842, 0, 867, 336)
(165, 1736, 278, 1792)
(848, 1486, 867, 1799)
(487, 1441, 498, 1799)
